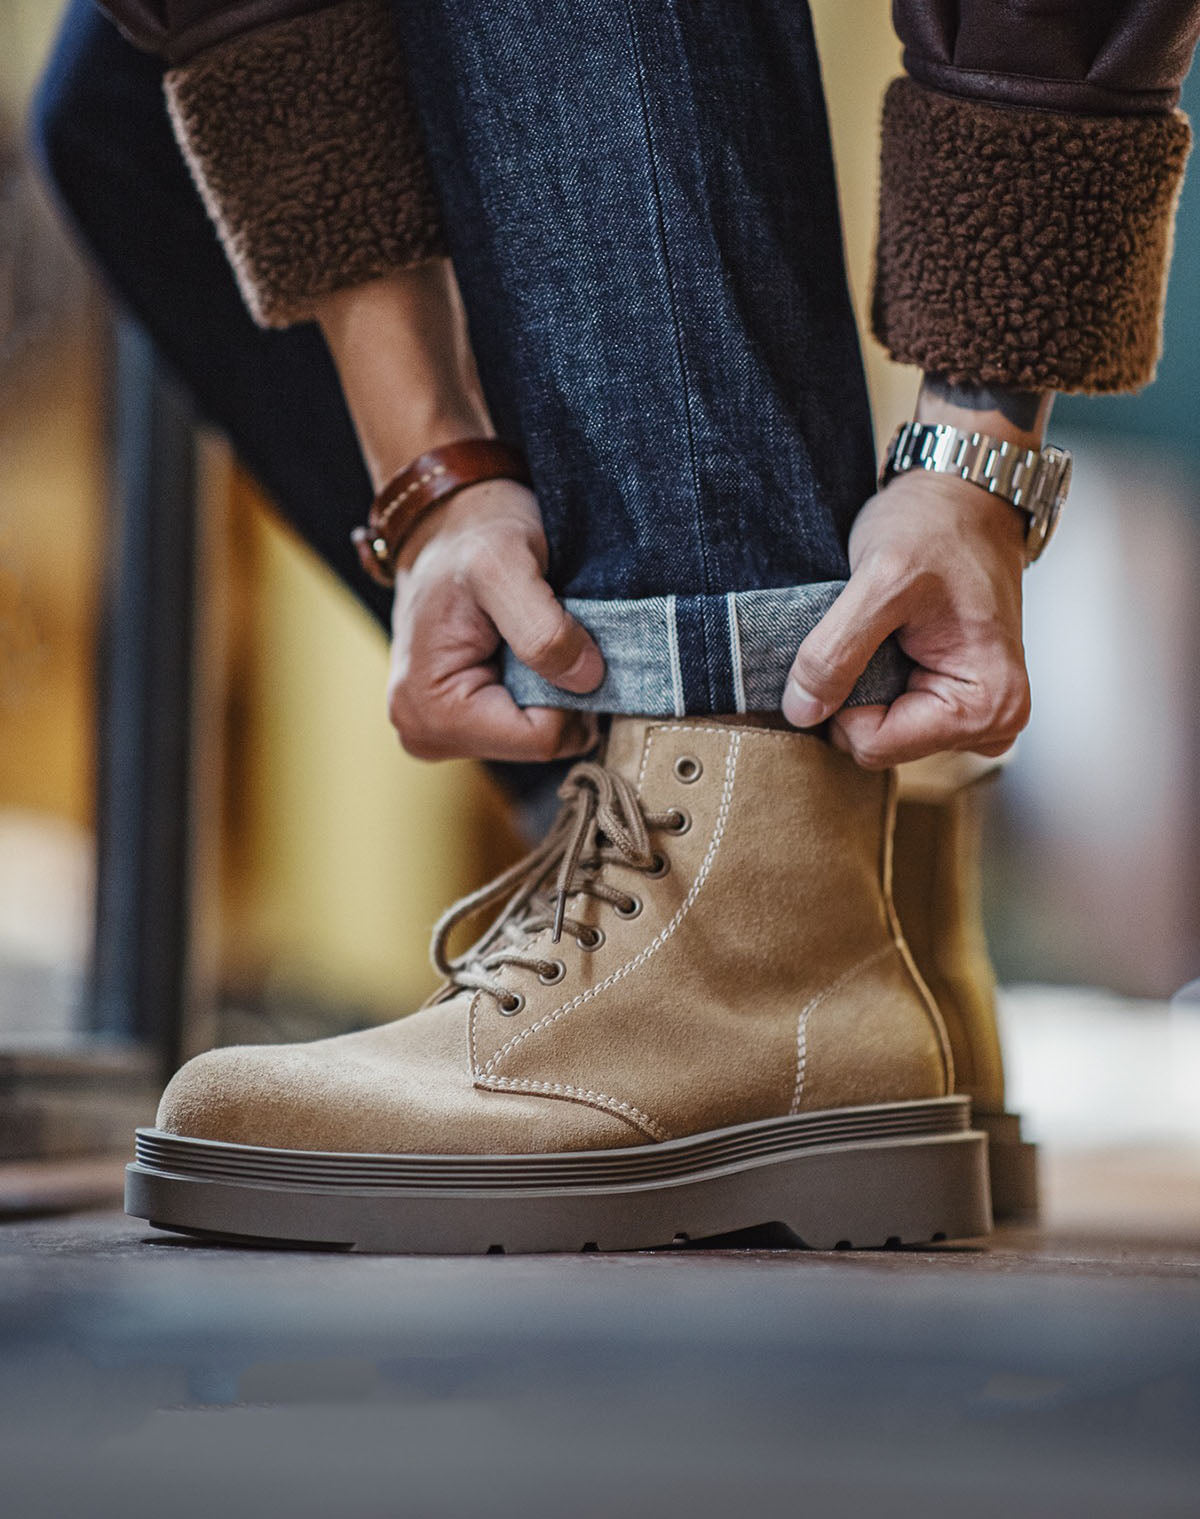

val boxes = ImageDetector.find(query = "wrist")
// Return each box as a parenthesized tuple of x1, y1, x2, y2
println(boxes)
(316, 261, 491, 492)
(855, 472, 1027, 581)
(889, 468, 1025, 542)
(880, 407, 1071, 565)
(917, 372, 1052, 450)
(394, 479, 541, 573)
(361, 411, 491, 495)
(352, 439, 535, 586)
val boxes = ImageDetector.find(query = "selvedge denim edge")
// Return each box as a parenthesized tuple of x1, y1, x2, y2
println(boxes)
(503, 584, 908, 716)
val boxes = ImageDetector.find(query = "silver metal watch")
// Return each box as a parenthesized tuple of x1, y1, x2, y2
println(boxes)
(879, 421, 1072, 562)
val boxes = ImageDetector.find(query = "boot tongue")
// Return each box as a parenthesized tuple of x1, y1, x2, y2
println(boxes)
(434, 749, 658, 989)
(601, 716, 664, 786)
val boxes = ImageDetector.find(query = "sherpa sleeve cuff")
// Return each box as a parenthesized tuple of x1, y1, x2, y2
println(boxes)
(871, 77, 1192, 394)
(163, 0, 445, 327)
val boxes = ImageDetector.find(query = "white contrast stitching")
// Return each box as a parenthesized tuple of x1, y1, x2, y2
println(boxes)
(665, 595, 685, 718)
(376, 465, 448, 527)
(481, 731, 741, 1077)
(636, 722, 748, 792)
(479, 1076, 668, 1141)
(789, 943, 895, 1114)
(792, 1008, 808, 1118)
(727, 593, 746, 714)
(468, 990, 482, 1078)
(644, 722, 804, 742)
(635, 723, 658, 791)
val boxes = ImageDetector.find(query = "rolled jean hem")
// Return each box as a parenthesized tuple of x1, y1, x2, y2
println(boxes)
(502, 585, 910, 717)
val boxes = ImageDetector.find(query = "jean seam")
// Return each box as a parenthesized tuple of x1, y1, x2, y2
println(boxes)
(622, 0, 711, 599)
(698, 594, 718, 712)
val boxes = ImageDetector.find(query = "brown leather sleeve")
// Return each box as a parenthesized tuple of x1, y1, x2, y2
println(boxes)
(893, 0, 1200, 114)
(94, 2, 330, 64)
(115, 0, 1200, 95)
(874, 2, 1200, 392)
(163, 0, 445, 327)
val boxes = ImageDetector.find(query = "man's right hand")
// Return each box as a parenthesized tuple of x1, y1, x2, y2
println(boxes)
(386, 478, 605, 762)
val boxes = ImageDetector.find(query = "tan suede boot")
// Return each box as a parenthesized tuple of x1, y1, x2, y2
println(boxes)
(127, 718, 990, 1252)
(892, 784, 1038, 1219)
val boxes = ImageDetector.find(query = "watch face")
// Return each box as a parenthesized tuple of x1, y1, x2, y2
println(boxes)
(1029, 448, 1071, 560)
(1048, 446, 1071, 518)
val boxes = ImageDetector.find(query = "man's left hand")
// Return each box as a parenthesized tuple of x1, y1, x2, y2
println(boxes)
(782, 469, 1031, 767)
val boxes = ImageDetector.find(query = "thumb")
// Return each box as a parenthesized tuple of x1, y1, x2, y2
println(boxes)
(476, 554, 606, 694)
(783, 571, 902, 728)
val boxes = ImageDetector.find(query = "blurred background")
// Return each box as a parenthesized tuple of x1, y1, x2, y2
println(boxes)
(1, 2, 1198, 1215)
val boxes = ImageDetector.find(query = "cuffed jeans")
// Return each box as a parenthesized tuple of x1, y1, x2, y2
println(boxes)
(32, 0, 906, 721)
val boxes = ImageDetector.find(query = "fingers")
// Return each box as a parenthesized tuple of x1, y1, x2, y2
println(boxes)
(785, 471, 1033, 767)
(782, 568, 905, 729)
(473, 553, 605, 695)
(384, 482, 606, 762)
(389, 576, 601, 762)
(390, 669, 599, 763)
(828, 664, 1030, 769)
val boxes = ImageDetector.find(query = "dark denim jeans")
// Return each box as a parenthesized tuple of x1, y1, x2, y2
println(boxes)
(32, 0, 905, 719)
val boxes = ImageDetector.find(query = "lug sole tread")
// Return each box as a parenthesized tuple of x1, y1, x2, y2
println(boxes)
(127, 1097, 992, 1255)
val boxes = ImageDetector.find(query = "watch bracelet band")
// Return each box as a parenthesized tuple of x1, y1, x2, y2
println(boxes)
(352, 438, 533, 587)
(879, 421, 1070, 562)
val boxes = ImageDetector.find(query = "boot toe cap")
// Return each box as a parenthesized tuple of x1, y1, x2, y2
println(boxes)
(153, 1031, 648, 1156)
(156, 1044, 335, 1151)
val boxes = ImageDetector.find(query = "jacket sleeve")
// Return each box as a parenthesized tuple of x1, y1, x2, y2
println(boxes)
(95, 0, 446, 326)
(92, 2, 326, 64)
(873, 1, 1200, 392)
(100, 0, 1200, 375)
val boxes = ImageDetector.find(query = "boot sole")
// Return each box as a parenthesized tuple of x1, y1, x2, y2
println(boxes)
(126, 1096, 990, 1254)
(976, 1110, 1039, 1220)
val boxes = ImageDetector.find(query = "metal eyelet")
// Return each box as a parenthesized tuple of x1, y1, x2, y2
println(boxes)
(674, 755, 702, 783)
(498, 991, 525, 1016)
(537, 960, 566, 985)
(576, 925, 606, 951)
(664, 807, 691, 835)
(614, 894, 642, 920)
(645, 852, 669, 879)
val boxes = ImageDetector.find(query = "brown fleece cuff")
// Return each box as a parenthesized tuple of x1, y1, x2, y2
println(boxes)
(872, 77, 1192, 393)
(164, 0, 445, 327)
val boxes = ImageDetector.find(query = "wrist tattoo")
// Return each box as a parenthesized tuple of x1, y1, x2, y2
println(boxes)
(921, 372, 1044, 433)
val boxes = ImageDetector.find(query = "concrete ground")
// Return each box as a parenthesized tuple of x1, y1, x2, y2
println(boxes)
(2, 1165, 1198, 1519)
(2, 989, 1198, 1519)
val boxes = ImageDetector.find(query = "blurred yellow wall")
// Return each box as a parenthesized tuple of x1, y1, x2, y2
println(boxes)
(810, 0, 918, 448)
(0, 329, 102, 830)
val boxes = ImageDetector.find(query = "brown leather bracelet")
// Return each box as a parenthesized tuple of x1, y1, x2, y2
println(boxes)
(351, 438, 532, 587)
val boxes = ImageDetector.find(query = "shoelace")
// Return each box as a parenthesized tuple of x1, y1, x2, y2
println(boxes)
(430, 760, 686, 1014)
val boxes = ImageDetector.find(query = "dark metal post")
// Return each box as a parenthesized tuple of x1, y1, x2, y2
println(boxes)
(89, 318, 197, 1075)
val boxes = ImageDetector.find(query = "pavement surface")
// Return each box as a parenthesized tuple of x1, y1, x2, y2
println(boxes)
(2, 1199, 1198, 1519)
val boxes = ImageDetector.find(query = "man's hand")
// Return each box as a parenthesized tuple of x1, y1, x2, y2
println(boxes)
(782, 469, 1031, 767)
(386, 478, 605, 762)
(314, 265, 604, 763)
